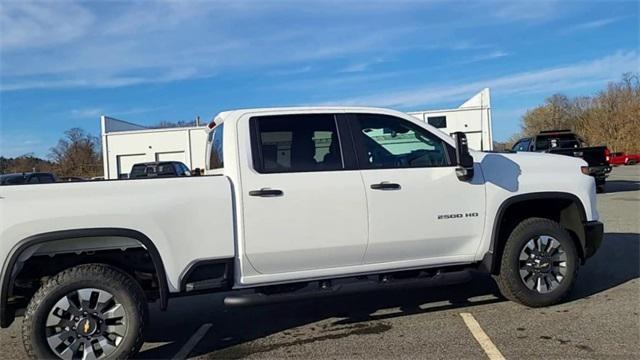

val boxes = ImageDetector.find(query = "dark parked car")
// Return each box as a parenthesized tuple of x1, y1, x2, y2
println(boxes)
(0, 172, 56, 185)
(129, 161, 191, 179)
(512, 130, 611, 192)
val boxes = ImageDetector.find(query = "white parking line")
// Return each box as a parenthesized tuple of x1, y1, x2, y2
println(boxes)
(174, 323, 213, 360)
(460, 313, 505, 360)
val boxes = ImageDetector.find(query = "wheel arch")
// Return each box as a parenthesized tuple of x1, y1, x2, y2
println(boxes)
(1, 228, 169, 328)
(482, 192, 588, 275)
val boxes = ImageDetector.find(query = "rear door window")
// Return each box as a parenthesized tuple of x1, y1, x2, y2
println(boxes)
(250, 114, 344, 173)
(37, 174, 55, 183)
(1, 175, 26, 185)
(536, 134, 580, 150)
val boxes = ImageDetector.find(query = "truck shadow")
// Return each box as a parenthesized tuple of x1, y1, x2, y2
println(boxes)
(604, 180, 640, 194)
(136, 232, 638, 359)
(477, 154, 521, 192)
(136, 274, 503, 359)
(569, 232, 640, 300)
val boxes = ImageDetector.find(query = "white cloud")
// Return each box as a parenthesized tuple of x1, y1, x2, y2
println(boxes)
(0, 1, 507, 92)
(458, 50, 511, 64)
(69, 106, 165, 119)
(491, 0, 561, 21)
(0, 2, 94, 50)
(0, 131, 46, 158)
(70, 108, 103, 118)
(321, 51, 637, 108)
(339, 58, 385, 73)
(561, 17, 625, 34)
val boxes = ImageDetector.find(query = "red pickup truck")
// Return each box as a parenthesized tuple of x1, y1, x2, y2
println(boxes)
(608, 151, 640, 166)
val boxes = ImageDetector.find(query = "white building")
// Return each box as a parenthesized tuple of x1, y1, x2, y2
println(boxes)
(409, 88, 493, 152)
(101, 89, 493, 179)
(101, 117, 208, 179)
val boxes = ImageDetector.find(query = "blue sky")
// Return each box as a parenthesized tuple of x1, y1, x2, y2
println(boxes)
(1, 0, 638, 158)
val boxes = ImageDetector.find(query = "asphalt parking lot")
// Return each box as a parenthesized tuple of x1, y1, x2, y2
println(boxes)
(2, 166, 638, 359)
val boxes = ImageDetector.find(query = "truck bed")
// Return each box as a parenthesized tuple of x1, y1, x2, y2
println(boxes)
(547, 145, 608, 167)
(0, 176, 235, 292)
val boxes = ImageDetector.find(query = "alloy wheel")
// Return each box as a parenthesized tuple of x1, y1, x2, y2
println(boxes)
(45, 288, 127, 359)
(518, 235, 568, 294)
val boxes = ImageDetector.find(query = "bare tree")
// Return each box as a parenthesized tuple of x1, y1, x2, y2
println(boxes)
(49, 128, 102, 177)
(516, 73, 640, 153)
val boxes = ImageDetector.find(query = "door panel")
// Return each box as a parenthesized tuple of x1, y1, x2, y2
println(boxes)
(347, 113, 486, 264)
(240, 113, 368, 274)
(361, 167, 485, 263)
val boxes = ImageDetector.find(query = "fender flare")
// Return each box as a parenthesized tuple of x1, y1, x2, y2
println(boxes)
(481, 192, 588, 274)
(1, 228, 169, 328)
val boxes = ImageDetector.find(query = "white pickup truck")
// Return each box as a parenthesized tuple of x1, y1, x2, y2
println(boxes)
(0, 107, 603, 359)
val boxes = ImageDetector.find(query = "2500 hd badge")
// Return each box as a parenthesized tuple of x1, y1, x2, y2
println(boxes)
(438, 212, 479, 220)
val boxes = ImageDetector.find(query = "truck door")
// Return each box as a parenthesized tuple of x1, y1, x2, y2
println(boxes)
(345, 113, 486, 264)
(240, 113, 368, 274)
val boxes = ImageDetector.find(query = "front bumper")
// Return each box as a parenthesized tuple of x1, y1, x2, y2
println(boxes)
(583, 220, 604, 259)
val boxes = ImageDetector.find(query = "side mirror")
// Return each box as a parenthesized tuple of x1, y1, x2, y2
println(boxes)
(453, 132, 474, 181)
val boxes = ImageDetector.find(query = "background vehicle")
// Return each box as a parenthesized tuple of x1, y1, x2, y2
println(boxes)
(0, 172, 56, 185)
(1, 107, 603, 359)
(58, 176, 87, 182)
(128, 161, 191, 179)
(512, 130, 611, 192)
(609, 151, 639, 166)
(627, 153, 640, 165)
(608, 151, 629, 166)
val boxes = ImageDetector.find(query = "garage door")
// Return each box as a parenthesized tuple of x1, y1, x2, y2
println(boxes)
(155, 151, 186, 164)
(117, 154, 147, 179)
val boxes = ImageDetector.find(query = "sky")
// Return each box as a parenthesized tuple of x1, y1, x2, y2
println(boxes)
(0, 0, 638, 158)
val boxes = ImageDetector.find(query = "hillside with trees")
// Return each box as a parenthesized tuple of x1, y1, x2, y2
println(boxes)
(508, 73, 640, 153)
(0, 155, 55, 174)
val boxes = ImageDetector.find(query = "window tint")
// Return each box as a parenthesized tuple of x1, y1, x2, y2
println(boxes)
(513, 139, 531, 152)
(427, 116, 447, 128)
(37, 174, 55, 183)
(129, 165, 147, 178)
(2, 175, 26, 185)
(252, 114, 343, 173)
(28, 176, 39, 183)
(535, 134, 580, 150)
(181, 163, 191, 176)
(156, 163, 176, 176)
(208, 123, 224, 169)
(351, 114, 452, 169)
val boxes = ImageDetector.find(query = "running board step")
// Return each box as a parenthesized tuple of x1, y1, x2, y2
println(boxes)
(224, 269, 472, 307)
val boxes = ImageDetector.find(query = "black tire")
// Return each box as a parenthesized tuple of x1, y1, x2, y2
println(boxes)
(596, 185, 605, 193)
(22, 264, 148, 359)
(495, 218, 579, 307)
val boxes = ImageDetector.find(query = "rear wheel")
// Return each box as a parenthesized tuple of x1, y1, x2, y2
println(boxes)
(495, 218, 579, 307)
(22, 264, 147, 359)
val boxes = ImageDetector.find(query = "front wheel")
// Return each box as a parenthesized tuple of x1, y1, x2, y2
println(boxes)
(495, 217, 579, 307)
(22, 264, 148, 359)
